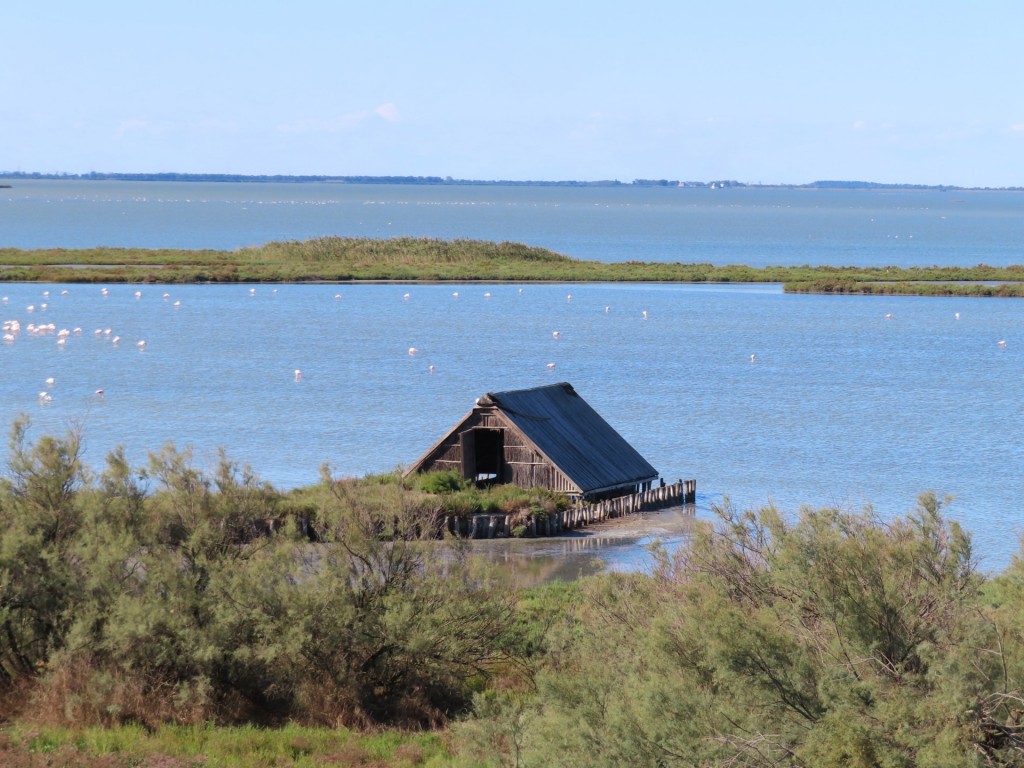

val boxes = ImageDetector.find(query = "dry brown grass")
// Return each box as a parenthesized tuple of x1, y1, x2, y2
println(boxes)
(23, 659, 214, 729)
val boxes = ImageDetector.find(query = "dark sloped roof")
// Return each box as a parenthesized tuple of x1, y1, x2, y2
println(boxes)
(481, 382, 658, 494)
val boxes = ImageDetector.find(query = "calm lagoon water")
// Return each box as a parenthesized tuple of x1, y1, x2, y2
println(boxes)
(2, 280, 1022, 571)
(3, 179, 1024, 267)
(1, 180, 1023, 571)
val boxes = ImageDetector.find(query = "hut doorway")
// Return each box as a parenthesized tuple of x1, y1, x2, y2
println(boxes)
(460, 427, 504, 485)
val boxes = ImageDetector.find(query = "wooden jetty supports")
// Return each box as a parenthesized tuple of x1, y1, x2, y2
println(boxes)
(445, 479, 696, 540)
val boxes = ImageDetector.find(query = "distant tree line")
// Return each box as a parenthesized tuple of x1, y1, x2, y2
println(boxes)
(5, 171, 1018, 190)
(0, 171, 626, 187)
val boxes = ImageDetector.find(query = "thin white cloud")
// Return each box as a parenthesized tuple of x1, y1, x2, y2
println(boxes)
(278, 104, 400, 134)
(374, 103, 399, 122)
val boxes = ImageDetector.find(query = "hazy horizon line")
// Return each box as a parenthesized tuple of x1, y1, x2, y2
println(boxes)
(1, 170, 1020, 191)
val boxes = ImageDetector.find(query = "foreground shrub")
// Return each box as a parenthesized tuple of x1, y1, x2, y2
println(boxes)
(0, 418, 88, 691)
(0, 421, 517, 729)
(462, 494, 1024, 767)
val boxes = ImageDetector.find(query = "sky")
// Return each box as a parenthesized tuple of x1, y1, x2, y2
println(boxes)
(3, 1, 1024, 187)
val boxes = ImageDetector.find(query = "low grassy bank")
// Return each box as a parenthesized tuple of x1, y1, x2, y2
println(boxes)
(785, 277, 1024, 297)
(1, 237, 1023, 296)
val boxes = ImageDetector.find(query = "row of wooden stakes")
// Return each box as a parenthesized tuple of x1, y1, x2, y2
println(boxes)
(444, 479, 696, 539)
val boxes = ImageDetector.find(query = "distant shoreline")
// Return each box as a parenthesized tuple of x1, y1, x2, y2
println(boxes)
(0, 172, 1019, 192)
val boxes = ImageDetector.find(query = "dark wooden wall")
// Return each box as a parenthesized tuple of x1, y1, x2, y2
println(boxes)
(419, 408, 580, 494)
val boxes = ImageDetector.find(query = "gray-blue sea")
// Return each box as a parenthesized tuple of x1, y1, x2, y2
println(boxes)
(1, 180, 1023, 572)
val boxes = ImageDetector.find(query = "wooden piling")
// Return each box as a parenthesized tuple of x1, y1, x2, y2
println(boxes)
(443, 479, 695, 541)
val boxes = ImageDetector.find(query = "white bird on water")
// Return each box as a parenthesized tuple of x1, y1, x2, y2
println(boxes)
(45, 377, 54, 387)
(137, 340, 146, 349)
(135, 291, 142, 299)
(552, 331, 560, 339)
(408, 347, 419, 356)
(998, 340, 1007, 347)
(546, 362, 556, 370)
(955, 312, 960, 320)
(750, 354, 756, 363)
(294, 369, 302, 382)
(642, 310, 649, 320)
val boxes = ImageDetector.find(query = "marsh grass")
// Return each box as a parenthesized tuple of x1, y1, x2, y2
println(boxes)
(3, 722, 459, 767)
(408, 470, 568, 520)
(2, 236, 1023, 294)
(785, 277, 1024, 297)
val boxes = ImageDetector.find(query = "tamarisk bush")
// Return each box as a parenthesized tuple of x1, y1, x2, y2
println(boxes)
(0, 422, 516, 728)
(464, 495, 1024, 767)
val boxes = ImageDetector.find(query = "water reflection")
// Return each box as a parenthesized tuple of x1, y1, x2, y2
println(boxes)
(468, 505, 698, 587)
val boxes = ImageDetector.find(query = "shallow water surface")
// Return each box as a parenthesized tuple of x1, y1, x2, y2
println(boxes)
(2, 280, 1021, 570)
(468, 506, 699, 584)
(4, 180, 1024, 266)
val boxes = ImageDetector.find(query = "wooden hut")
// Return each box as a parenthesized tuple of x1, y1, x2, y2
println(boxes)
(406, 382, 660, 501)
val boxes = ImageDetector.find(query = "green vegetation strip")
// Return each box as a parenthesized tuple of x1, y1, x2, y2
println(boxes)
(784, 277, 1024, 297)
(1, 237, 1023, 296)
(2, 723, 455, 767)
